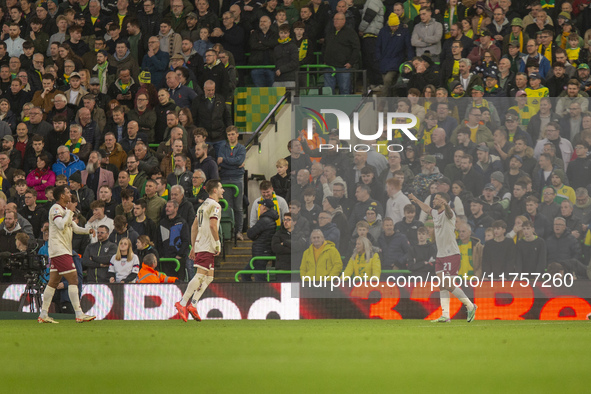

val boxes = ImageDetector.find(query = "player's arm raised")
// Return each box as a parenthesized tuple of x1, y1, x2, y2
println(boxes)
(52, 210, 71, 230)
(408, 193, 432, 215)
(442, 201, 454, 220)
(189, 215, 200, 259)
(210, 217, 221, 255)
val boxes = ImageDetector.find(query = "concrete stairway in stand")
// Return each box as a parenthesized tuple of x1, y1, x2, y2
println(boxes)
(214, 237, 252, 282)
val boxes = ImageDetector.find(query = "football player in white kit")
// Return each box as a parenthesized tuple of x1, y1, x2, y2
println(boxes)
(38, 185, 96, 323)
(409, 192, 477, 323)
(175, 180, 224, 322)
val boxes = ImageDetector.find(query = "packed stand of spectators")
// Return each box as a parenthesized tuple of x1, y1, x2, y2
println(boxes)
(1, 0, 591, 289)
(287, 108, 591, 282)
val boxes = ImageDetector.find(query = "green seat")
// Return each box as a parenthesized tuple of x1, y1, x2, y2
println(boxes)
(220, 207, 234, 243)
(321, 87, 333, 95)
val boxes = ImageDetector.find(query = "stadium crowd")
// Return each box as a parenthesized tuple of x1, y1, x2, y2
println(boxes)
(0, 0, 589, 297)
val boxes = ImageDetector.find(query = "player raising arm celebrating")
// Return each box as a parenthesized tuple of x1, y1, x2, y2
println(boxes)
(38, 185, 96, 323)
(175, 180, 225, 322)
(409, 192, 477, 323)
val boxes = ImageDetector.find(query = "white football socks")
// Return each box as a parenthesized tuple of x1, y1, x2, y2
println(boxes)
(69, 285, 84, 318)
(40, 285, 56, 317)
(440, 290, 450, 319)
(191, 274, 214, 306)
(181, 273, 205, 306)
(452, 287, 475, 311)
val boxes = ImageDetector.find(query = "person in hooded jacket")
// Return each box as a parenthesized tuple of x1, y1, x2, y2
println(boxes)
(243, 199, 279, 281)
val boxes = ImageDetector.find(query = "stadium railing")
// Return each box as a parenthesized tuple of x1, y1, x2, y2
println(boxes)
(295, 69, 367, 97)
(222, 184, 239, 197)
(244, 92, 291, 152)
(159, 258, 181, 273)
(249, 256, 276, 269)
(234, 270, 297, 282)
(219, 198, 228, 210)
(238, 255, 413, 282)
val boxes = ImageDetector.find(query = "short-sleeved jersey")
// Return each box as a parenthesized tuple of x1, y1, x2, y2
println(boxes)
(48, 203, 75, 258)
(432, 208, 461, 258)
(193, 198, 221, 254)
(108, 255, 140, 282)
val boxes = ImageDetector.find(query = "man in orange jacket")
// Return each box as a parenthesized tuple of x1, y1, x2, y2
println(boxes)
(137, 254, 179, 283)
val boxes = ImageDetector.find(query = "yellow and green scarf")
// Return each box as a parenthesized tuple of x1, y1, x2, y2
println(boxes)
(510, 32, 523, 52)
(65, 137, 84, 154)
(298, 39, 308, 61)
(257, 193, 281, 227)
(192, 184, 202, 197)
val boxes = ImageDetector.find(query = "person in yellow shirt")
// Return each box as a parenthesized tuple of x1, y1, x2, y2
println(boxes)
(551, 169, 576, 204)
(524, 72, 549, 114)
(343, 237, 381, 280)
(508, 90, 534, 127)
(300, 230, 343, 281)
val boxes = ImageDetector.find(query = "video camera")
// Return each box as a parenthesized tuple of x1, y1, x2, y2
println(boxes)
(0, 239, 47, 273)
(0, 251, 47, 272)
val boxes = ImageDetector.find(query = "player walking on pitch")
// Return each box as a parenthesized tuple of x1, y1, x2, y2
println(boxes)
(409, 192, 477, 323)
(175, 180, 224, 322)
(38, 185, 96, 323)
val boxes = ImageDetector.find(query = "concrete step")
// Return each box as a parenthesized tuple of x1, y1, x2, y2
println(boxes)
(225, 247, 251, 255)
(218, 261, 247, 270)
(220, 255, 252, 264)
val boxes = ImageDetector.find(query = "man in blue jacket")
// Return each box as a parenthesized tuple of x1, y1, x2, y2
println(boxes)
(52, 146, 86, 180)
(218, 126, 246, 240)
(142, 37, 170, 88)
(376, 13, 414, 97)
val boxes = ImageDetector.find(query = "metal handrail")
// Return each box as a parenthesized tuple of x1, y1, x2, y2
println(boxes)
(249, 256, 276, 270)
(221, 184, 239, 198)
(295, 69, 367, 97)
(159, 258, 181, 272)
(235, 64, 336, 76)
(244, 92, 290, 151)
(219, 198, 228, 211)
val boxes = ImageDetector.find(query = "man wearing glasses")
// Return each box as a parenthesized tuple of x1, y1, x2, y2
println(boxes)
(518, 38, 550, 78)
(451, 106, 494, 150)
(52, 145, 86, 180)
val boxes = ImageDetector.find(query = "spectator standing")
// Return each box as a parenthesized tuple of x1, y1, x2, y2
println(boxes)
(157, 200, 191, 277)
(300, 230, 342, 282)
(243, 199, 278, 281)
(248, 16, 278, 87)
(376, 13, 414, 97)
(82, 225, 118, 283)
(411, 6, 443, 59)
(323, 12, 360, 95)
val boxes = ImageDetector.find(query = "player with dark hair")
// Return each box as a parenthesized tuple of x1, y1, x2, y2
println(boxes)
(409, 191, 477, 323)
(175, 180, 225, 322)
(38, 185, 96, 323)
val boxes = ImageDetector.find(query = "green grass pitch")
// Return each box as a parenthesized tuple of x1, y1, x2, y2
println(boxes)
(0, 319, 588, 393)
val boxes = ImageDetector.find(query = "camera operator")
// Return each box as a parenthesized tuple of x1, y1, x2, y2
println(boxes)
(0, 231, 44, 283)
(5, 203, 34, 238)
(0, 211, 22, 255)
